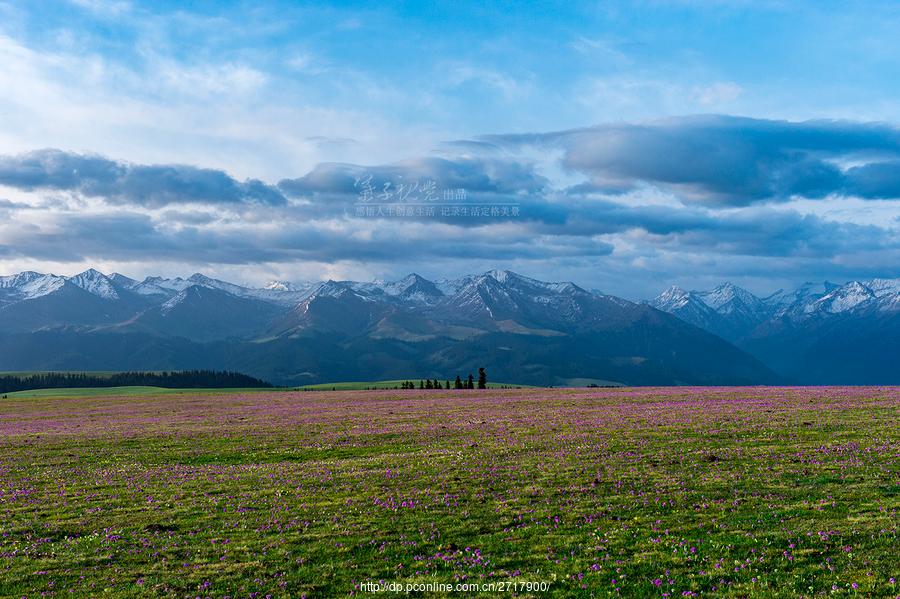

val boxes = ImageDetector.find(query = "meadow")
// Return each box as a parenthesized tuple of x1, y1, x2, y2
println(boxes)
(0, 387, 897, 597)
(297, 380, 531, 391)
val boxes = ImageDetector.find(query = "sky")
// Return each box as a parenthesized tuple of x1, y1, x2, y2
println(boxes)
(1, 0, 899, 299)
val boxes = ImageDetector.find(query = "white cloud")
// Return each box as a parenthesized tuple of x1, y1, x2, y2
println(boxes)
(575, 76, 748, 120)
(0, 31, 440, 181)
(691, 81, 743, 105)
(570, 36, 633, 67)
(67, 0, 131, 16)
(443, 64, 532, 101)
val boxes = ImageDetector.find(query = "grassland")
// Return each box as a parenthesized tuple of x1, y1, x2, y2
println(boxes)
(297, 379, 529, 390)
(2, 386, 281, 399)
(0, 387, 897, 597)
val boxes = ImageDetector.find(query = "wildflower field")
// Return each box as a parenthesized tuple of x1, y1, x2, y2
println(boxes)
(0, 387, 897, 597)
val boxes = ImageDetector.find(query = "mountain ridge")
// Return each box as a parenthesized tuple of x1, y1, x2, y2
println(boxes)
(647, 277, 900, 383)
(2, 267, 897, 385)
(0, 267, 785, 387)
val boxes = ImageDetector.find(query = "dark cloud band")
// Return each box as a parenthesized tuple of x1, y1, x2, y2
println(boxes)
(1, 117, 899, 285)
(481, 115, 900, 205)
(0, 149, 287, 207)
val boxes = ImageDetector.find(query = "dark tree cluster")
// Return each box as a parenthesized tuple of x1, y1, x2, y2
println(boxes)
(399, 378, 446, 389)
(395, 368, 488, 390)
(0, 370, 272, 394)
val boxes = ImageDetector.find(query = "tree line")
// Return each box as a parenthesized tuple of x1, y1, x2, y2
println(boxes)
(398, 368, 488, 390)
(0, 370, 273, 394)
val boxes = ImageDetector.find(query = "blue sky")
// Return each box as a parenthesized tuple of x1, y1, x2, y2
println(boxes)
(1, 0, 899, 298)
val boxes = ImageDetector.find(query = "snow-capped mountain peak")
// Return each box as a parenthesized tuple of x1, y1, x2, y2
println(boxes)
(0, 271, 45, 289)
(809, 281, 875, 314)
(649, 277, 900, 343)
(486, 269, 515, 284)
(866, 278, 900, 298)
(134, 275, 192, 295)
(263, 280, 298, 292)
(651, 286, 691, 310)
(68, 269, 119, 300)
(765, 282, 826, 306)
(0, 271, 66, 299)
(381, 273, 444, 304)
(311, 280, 355, 298)
(698, 282, 762, 311)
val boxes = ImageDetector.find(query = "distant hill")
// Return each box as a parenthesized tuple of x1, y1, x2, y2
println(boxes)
(0, 370, 273, 394)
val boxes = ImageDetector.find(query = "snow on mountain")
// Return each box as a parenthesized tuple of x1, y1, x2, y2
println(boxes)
(773, 279, 898, 317)
(186, 274, 322, 305)
(764, 282, 829, 312)
(0, 271, 66, 299)
(650, 283, 769, 325)
(764, 279, 900, 317)
(160, 286, 195, 315)
(435, 276, 471, 297)
(380, 274, 444, 304)
(443, 270, 585, 300)
(109, 273, 138, 288)
(808, 281, 875, 314)
(293, 280, 388, 310)
(68, 269, 120, 300)
(157, 283, 254, 316)
(1, 269, 134, 302)
(347, 271, 584, 309)
(696, 283, 765, 314)
(879, 292, 900, 312)
(445, 273, 516, 319)
(2, 269, 898, 328)
(382, 273, 425, 295)
(486, 269, 568, 293)
(252, 286, 318, 305)
(0, 271, 47, 289)
(312, 280, 356, 299)
(651, 278, 900, 341)
(126, 273, 313, 305)
(866, 278, 900, 298)
(433, 269, 620, 329)
(185, 273, 251, 296)
(264, 281, 299, 292)
(650, 286, 692, 311)
(134, 276, 194, 296)
(648, 285, 730, 336)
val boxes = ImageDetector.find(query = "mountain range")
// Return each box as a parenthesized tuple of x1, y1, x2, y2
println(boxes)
(648, 279, 900, 383)
(0, 268, 896, 385)
(0, 268, 777, 387)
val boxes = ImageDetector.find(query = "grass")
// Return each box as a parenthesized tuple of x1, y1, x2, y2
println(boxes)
(555, 377, 625, 388)
(297, 379, 531, 390)
(2, 386, 280, 399)
(0, 386, 897, 597)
